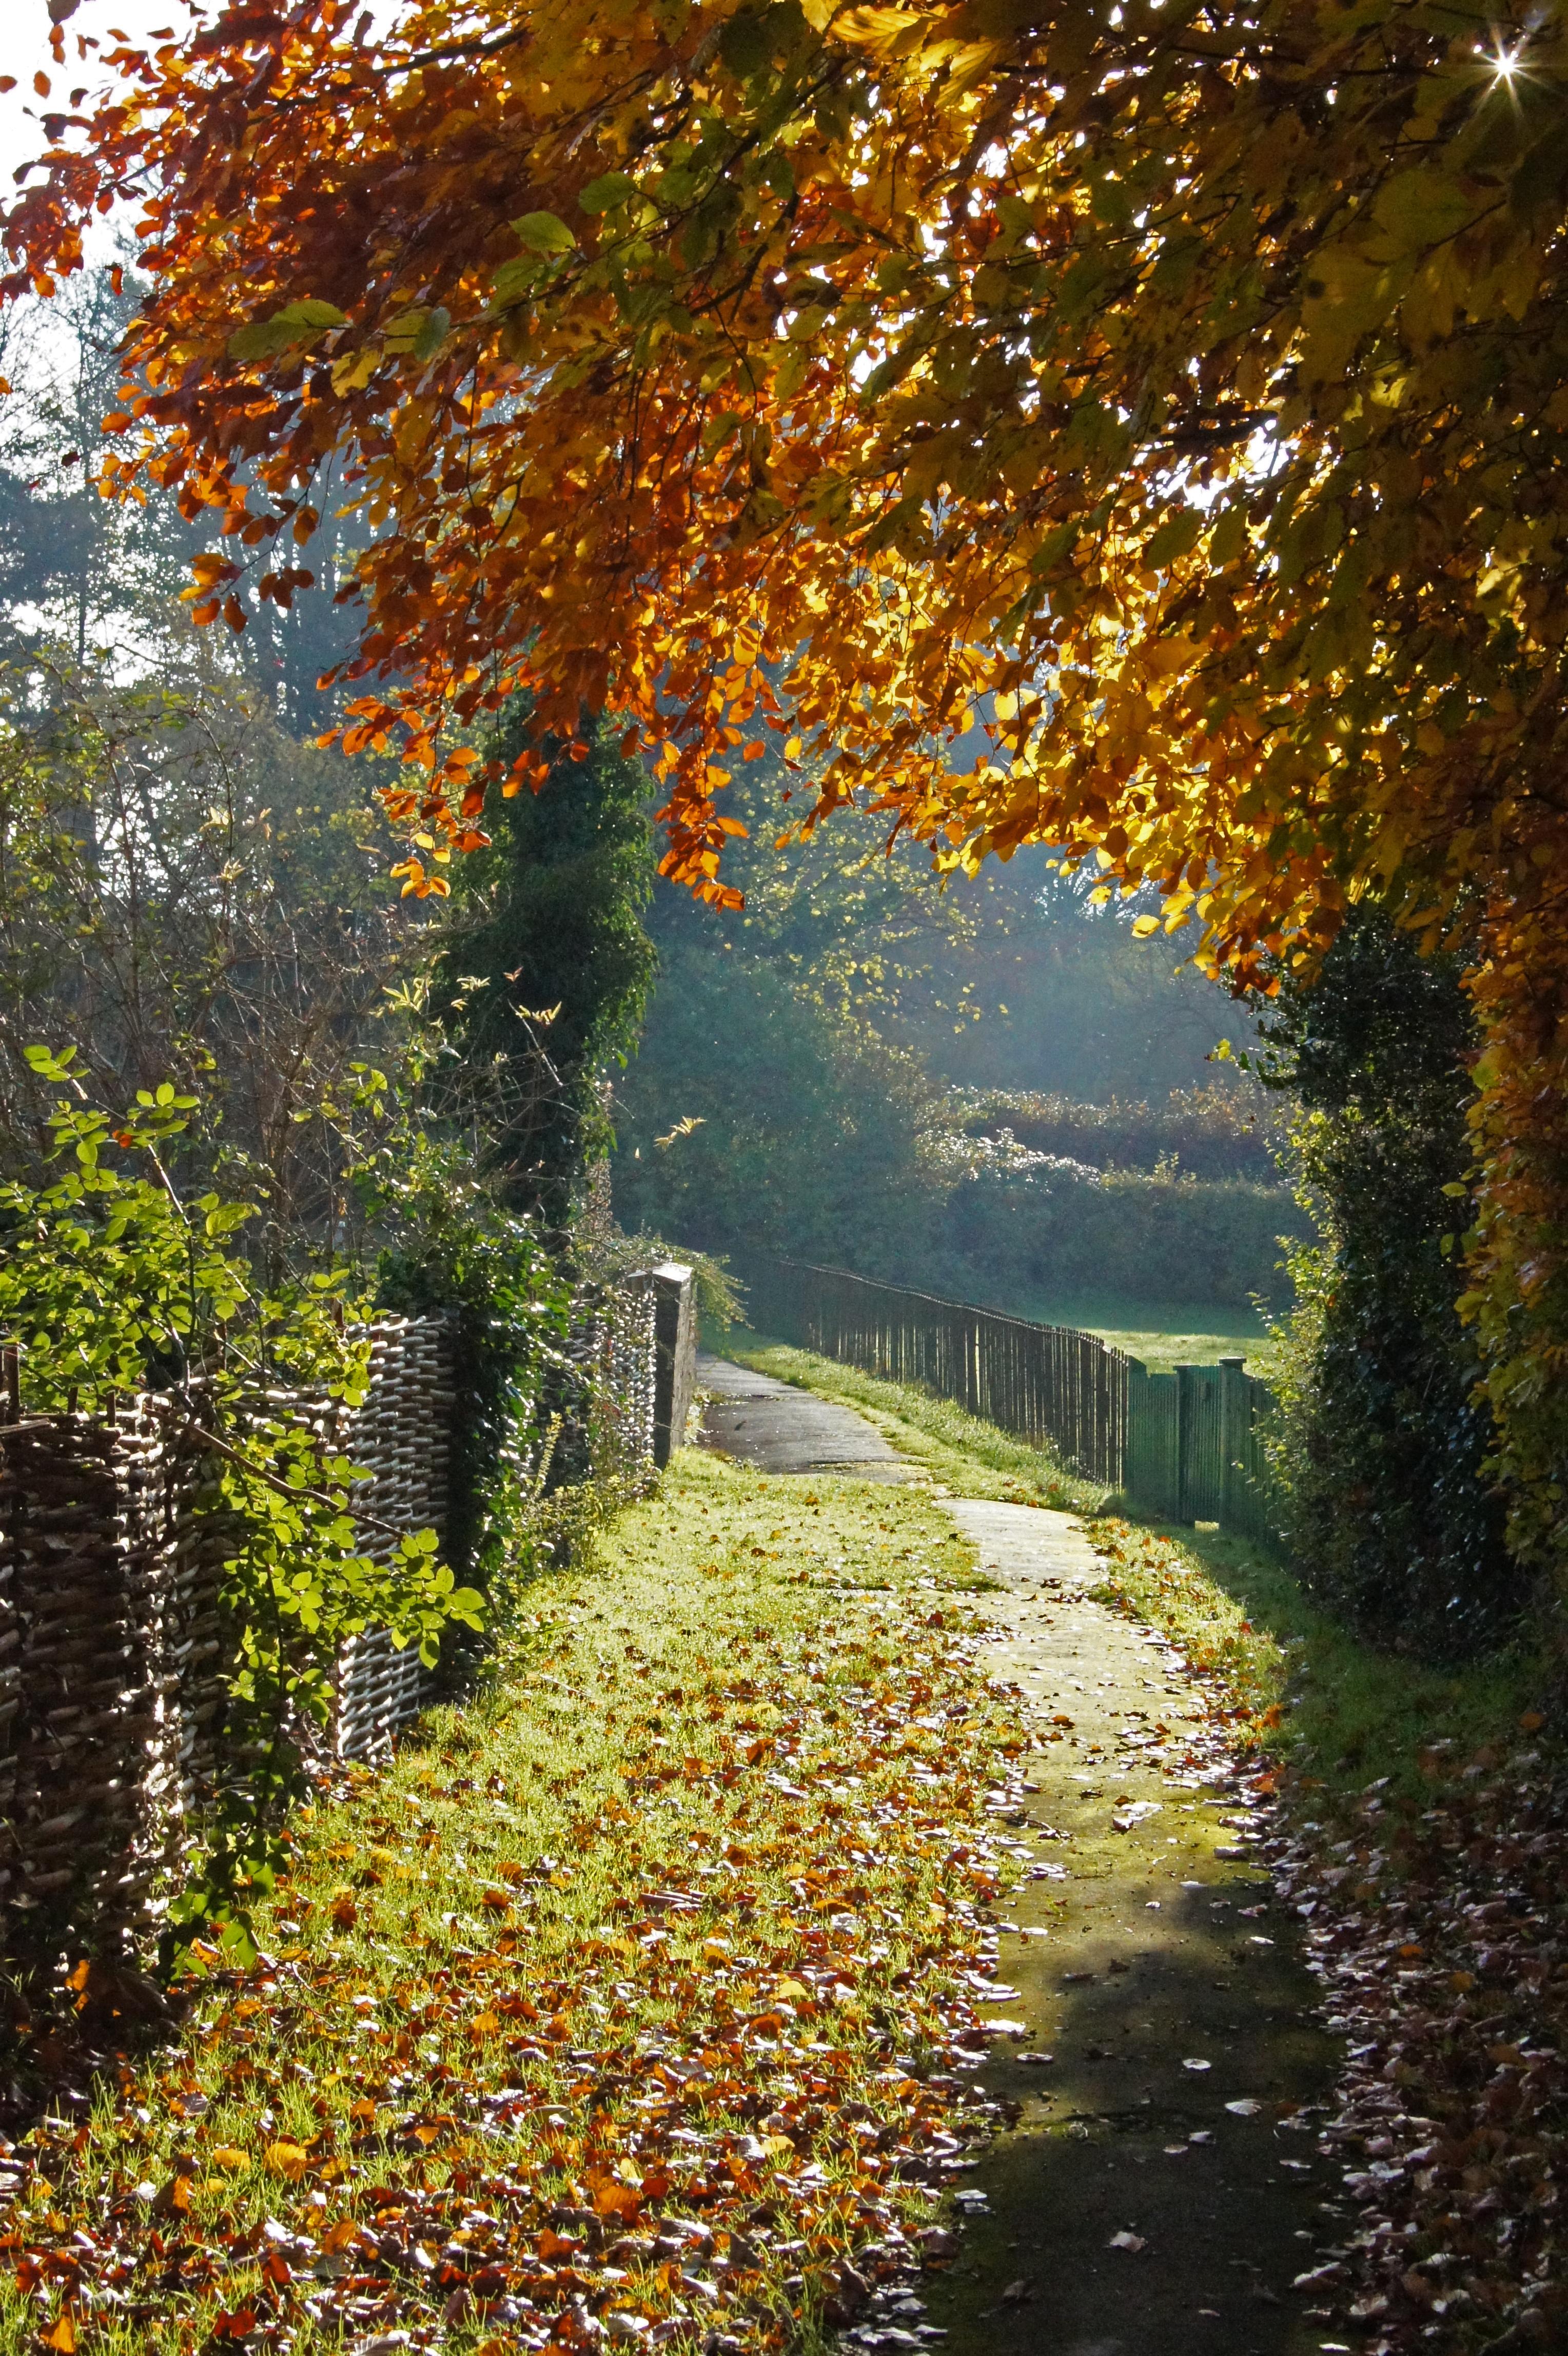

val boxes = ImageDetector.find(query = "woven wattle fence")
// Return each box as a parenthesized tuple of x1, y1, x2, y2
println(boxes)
(742, 1256, 1278, 1546)
(0, 1266, 695, 1970)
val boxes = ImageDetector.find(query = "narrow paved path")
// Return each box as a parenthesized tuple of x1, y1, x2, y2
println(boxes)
(698, 1351, 917, 1480)
(701, 1362, 1342, 2356)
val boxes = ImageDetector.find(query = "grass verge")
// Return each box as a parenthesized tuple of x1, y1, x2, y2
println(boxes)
(0, 1452, 1030, 2355)
(719, 1333, 1105, 1516)
(1084, 1516, 1556, 1812)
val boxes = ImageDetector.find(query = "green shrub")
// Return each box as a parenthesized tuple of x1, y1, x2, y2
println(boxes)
(612, 947, 943, 1268)
(1257, 911, 1520, 1656)
(616, 952, 1301, 1313)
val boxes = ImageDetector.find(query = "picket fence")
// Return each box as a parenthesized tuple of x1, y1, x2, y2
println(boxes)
(0, 1264, 694, 1969)
(742, 1257, 1277, 1545)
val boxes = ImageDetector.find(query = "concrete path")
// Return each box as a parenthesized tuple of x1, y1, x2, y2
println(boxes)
(697, 1364, 1342, 2354)
(697, 1353, 917, 1481)
(928, 1503, 1339, 2356)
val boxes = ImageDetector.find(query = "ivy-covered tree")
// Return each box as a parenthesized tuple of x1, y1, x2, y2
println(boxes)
(1259, 912, 1519, 1656)
(432, 716, 656, 1228)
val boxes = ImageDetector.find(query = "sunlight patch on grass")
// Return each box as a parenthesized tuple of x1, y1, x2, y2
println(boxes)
(0, 1454, 1031, 2353)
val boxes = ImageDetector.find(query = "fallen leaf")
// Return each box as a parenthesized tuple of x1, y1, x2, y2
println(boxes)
(263, 2140, 311, 2180)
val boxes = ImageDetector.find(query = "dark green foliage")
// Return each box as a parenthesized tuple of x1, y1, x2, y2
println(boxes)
(434, 716, 655, 1226)
(934, 1163, 1302, 1314)
(615, 748, 1275, 1313)
(910, 875, 1258, 1099)
(1259, 910, 1520, 1655)
(615, 946, 1299, 1311)
(612, 946, 938, 1270)
(370, 1139, 575, 1605)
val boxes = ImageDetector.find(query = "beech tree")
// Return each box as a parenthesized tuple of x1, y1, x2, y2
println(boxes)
(8, 0, 1568, 1559)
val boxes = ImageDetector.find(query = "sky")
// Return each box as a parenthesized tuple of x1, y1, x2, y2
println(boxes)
(0, 1, 179, 199)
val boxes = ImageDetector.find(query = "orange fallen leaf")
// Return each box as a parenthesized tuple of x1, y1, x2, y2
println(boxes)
(263, 2141, 310, 2180)
(209, 2310, 258, 2343)
(41, 2318, 76, 2352)
(210, 2146, 250, 2172)
(592, 2179, 643, 2220)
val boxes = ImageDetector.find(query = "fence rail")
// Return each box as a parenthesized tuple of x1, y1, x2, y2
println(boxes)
(742, 1256, 1278, 1547)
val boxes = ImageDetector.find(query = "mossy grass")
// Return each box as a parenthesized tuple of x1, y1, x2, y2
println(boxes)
(1086, 1514, 1559, 1814)
(0, 1452, 1025, 2352)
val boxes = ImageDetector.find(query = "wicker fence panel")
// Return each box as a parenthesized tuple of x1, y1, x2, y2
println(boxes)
(333, 1315, 457, 1764)
(0, 1404, 234, 1960)
(0, 1277, 673, 1964)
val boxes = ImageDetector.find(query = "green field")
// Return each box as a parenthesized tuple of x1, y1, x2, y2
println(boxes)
(952, 1290, 1283, 1376)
